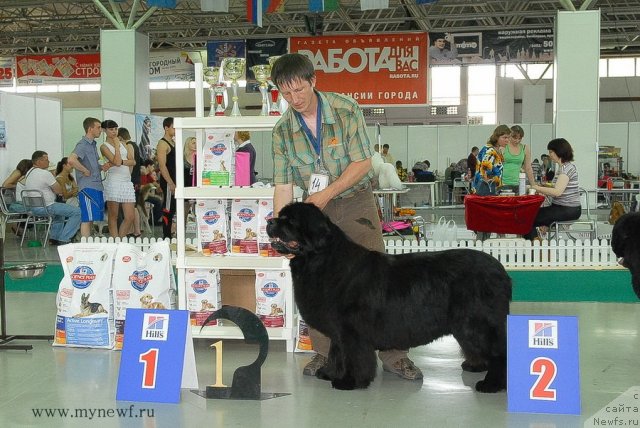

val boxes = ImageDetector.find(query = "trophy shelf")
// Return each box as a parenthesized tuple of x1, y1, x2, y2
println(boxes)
(176, 186, 275, 200)
(173, 116, 280, 131)
(177, 254, 290, 270)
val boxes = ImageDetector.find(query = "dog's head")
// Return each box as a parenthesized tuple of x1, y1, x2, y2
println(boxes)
(612, 212, 640, 299)
(266, 202, 333, 256)
(140, 293, 153, 304)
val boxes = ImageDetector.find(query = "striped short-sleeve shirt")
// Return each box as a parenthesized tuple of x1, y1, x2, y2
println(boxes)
(552, 162, 580, 207)
(271, 91, 373, 198)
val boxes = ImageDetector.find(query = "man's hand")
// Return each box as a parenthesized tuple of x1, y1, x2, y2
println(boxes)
(305, 190, 333, 211)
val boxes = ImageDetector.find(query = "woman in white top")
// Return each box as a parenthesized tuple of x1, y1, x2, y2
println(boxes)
(100, 119, 136, 238)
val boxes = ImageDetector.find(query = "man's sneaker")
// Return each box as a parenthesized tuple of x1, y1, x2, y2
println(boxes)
(382, 357, 424, 380)
(302, 354, 328, 376)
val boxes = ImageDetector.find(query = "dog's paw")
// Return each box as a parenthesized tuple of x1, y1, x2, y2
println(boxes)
(461, 360, 489, 372)
(474, 379, 505, 393)
(315, 367, 332, 382)
(331, 376, 356, 390)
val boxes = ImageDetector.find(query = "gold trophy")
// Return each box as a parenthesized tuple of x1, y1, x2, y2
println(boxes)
(251, 64, 271, 116)
(203, 66, 225, 117)
(222, 57, 246, 117)
(267, 55, 282, 116)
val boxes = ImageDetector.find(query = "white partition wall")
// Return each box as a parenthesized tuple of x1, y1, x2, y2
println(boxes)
(407, 126, 438, 170)
(522, 84, 546, 124)
(529, 124, 554, 161)
(628, 122, 640, 174)
(62, 108, 103, 156)
(0, 93, 63, 180)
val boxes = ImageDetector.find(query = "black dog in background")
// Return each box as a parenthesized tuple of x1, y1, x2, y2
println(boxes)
(266, 202, 511, 392)
(611, 212, 640, 299)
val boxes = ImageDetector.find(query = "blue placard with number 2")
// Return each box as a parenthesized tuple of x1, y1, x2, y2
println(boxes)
(116, 309, 190, 403)
(507, 315, 581, 415)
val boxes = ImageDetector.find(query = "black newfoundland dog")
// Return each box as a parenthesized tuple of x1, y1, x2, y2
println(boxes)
(611, 212, 640, 299)
(266, 202, 511, 392)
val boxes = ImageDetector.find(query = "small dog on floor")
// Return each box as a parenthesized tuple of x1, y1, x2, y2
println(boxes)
(611, 212, 640, 299)
(267, 202, 511, 392)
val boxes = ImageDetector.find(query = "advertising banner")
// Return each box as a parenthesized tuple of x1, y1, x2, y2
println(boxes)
(291, 32, 428, 106)
(149, 51, 198, 82)
(246, 38, 288, 93)
(0, 57, 14, 87)
(428, 28, 554, 66)
(206, 40, 246, 67)
(16, 53, 101, 84)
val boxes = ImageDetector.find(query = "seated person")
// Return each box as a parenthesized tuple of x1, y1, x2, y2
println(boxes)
(2, 159, 32, 212)
(24, 151, 81, 245)
(524, 138, 581, 240)
(395, 161, 408, 182)
(139, 160, 163, 224)
(412, 160, 435, 182)
(55, 157, 79, 207)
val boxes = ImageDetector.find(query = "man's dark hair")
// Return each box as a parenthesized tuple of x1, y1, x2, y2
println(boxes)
(31, 150, 47, 162)
(270, 53, 315, 89)
(383, 144, 390, 149)
(83, 117, 100, 133)
(163, 117, 174, 129)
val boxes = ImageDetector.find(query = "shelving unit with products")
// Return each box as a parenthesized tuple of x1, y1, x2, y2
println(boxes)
(173, 116, 296, 351)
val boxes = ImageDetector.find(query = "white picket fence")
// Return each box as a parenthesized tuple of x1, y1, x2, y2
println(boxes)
(81, 236, 621, 270)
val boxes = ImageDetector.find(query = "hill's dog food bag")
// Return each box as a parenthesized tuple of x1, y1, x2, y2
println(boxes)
(231, 199, 259, 254)
(185, 268, 221, 326)
(201, 129, 234, 186)
(54, 243, 118, 349)
(255, 270, 288, 328)
(257, 199, 278, 257)
(112, 241, 176, 350)
(196, 199, 229, 255)
(295, 318, 314, 353)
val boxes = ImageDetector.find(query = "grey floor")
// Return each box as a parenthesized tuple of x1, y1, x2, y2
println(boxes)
(1, 208, 637, 428)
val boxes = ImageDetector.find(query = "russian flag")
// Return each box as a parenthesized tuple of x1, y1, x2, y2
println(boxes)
(247, 0, 270, 27)
(266, 0, 284, 13)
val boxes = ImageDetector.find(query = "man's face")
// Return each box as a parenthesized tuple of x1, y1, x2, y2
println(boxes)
(89, 122, 102, 139)
(434, 39, 446, 49)
(165, 124, 175, 138)
(278, 77, 316, 114)
(35, 154, 49, 169)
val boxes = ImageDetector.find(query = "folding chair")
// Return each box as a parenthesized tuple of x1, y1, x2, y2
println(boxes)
(549, 188, 597, 242)
(20, 189, 54, 247)
(0, 187, 29, 240)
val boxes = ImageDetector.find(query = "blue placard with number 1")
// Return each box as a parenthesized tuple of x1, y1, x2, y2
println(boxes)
(507, 315, 581, 415)
(116, 309, 197, 403)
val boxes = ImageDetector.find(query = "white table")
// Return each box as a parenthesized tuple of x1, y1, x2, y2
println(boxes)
(398, 182, 439, 208)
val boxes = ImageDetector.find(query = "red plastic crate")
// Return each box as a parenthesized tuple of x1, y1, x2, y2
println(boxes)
(464, 194, 545, 234)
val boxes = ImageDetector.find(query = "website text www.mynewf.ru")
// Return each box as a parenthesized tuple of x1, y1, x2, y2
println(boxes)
(32, 405, 154, 421)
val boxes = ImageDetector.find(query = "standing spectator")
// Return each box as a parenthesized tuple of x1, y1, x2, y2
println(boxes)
(99, 120, 136, 238)
(156, 117, 176, 239)
(234, 131, 257, 185)
(184, 136, 198, 188)
(270, 53, 422, 382)
(467, 146, 479, 179)
(381, 144, 394, 164)
(472, 125, 510, 196)
(119, 127, 143, 237)
(68, 117, 110, 237)
(501, 125, 534, 194)
(55, 157, 79, 207)
(24, 151, 81, 245)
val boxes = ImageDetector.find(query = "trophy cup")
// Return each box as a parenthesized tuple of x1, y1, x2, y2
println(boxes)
(222, 57, 246, 117)
(267, 56, 282, 116)
(251, 64, 271, 116)
(203, 66, 225, 117)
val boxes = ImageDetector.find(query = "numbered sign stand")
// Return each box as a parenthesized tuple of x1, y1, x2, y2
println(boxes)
(116, 309, 198, 404)
(507, 315, 581, 415)
(192, 305, 290, 401)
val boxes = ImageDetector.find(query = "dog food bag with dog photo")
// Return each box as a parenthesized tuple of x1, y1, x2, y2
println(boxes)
(201, 129, 234, 186)
(257, 199, 278, 257)
(112, 241, 176, 350)
(185, 268, 221, 327)
(54, 243, 118, 349)
(231, 199, 259, 255)
(295, 317, 314, 353)
(196, 199, 229, 255)
(255, 270, 288, 328)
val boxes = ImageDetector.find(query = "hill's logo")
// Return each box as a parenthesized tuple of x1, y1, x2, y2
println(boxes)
(129, 270, 153, 292)
(203, 210, 220, 225)
(237, 208, 255, 222)
(142, 313, 169, 341)
(528, 320, 558, 349)
(191, 279, 210, 294)
(210, 143, 226, 156)
(70, 266, 96, 289)
(261, 281, 280, 298)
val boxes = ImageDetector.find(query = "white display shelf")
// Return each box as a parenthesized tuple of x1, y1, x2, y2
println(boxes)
(177, 186, 275, 200)
(174, 116, 280, 131)
(194, 325, 295, 342)
(178, 254, 289, 270)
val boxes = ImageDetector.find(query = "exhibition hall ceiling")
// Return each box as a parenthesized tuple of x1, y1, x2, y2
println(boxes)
(0, 0, 639, 56)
